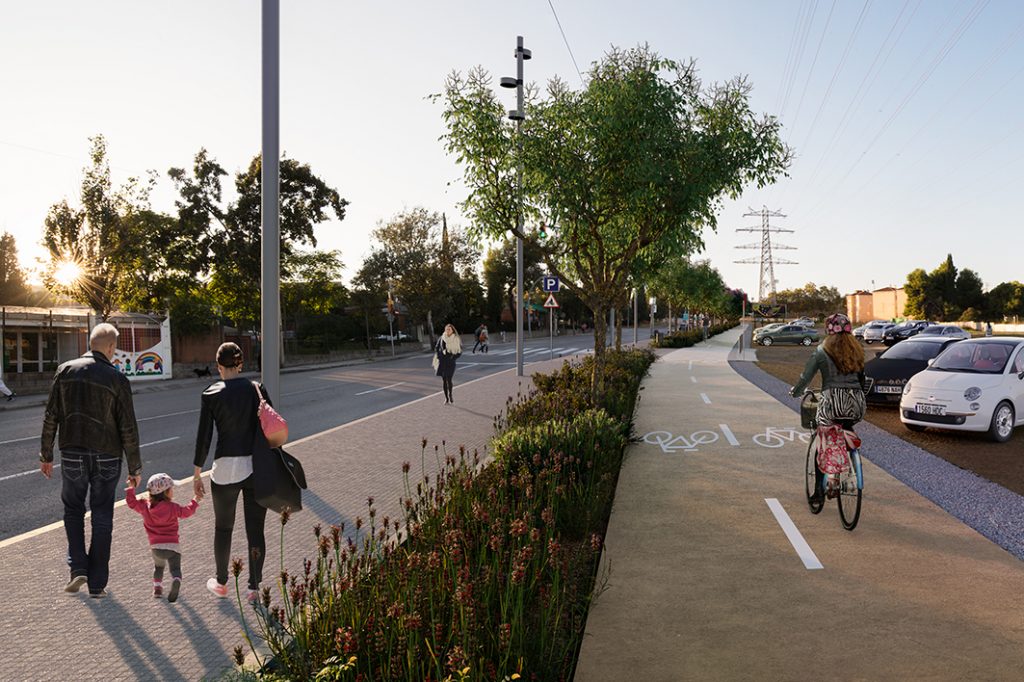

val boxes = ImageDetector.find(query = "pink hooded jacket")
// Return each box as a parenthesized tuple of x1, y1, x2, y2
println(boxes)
(126, 489, 199, 545)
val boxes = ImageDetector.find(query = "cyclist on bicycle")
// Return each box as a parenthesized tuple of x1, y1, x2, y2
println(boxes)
(790, 313, 868, 501)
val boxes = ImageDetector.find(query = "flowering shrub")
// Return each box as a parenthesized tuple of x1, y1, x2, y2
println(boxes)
(227, 349, 655, 681)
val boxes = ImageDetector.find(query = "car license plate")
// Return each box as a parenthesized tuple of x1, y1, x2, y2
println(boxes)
(915, 403, 945, 416)
(875, 386, 902, 394)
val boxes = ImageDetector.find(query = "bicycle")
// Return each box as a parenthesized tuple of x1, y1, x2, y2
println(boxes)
(801, 390, 863, 531)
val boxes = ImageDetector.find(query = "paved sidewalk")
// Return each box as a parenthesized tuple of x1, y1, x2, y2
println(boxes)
(0, 359, 558, 680)
(575, 328, 1024, 681)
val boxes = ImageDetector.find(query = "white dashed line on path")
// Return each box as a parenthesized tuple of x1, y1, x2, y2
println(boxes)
(700, 393, 711, 404)
(690, 376, 697, 383)
(765, 498, 823, 570)
(719, 424, 740, 446)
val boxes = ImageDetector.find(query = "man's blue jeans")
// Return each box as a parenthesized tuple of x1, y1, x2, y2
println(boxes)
(60, 451, 121, 594)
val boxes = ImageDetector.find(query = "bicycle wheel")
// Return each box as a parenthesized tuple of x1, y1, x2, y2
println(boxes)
(837, 451, 862, 530)
(805, 432, 823, 514)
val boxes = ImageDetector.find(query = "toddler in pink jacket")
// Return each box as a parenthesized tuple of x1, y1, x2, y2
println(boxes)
(126, 473, 199, 602)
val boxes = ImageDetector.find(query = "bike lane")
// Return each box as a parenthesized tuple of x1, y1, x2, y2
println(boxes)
(576, 327, 1024, 681)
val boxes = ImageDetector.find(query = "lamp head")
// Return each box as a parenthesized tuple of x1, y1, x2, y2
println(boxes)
(500, 76, 518, 89)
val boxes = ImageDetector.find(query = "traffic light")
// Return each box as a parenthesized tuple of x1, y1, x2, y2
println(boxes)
(538, 222, 548, 239)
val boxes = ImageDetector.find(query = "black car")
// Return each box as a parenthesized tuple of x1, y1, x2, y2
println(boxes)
(864, 336, 962, 404)
(882, 320, 934, 346)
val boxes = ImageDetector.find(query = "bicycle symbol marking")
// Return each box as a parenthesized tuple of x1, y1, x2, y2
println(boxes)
(642, 430, 720, 453)
(752, 427, 811, 448)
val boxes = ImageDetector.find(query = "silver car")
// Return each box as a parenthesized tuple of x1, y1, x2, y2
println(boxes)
(863, 322, 895, 345)
(915, 325, 972, 340)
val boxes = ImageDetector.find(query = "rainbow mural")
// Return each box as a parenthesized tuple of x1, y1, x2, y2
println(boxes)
(134, 352, 164, 375)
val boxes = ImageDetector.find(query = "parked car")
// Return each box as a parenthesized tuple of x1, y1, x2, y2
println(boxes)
(883, 320, 934, 346)
(753, 322, 787, 336)
(792, 317, 815, 327)
(864, 336, 963, 405)
(900, 337, 1024, 442)
(757, 325, 820, 346)
(863, 322, 895, 345)
(916, 325, 971, 340)
(375, 331, 412, 342)
(853, 323, 869, 339)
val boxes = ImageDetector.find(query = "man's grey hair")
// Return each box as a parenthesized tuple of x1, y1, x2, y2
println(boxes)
(89, 322, 119, 351)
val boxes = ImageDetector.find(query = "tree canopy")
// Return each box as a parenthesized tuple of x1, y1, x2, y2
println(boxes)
(0, 232, 28, 305)
(439, 45, 789, 390)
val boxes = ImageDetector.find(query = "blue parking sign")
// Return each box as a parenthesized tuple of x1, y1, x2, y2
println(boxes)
(542, 276, 560, 292)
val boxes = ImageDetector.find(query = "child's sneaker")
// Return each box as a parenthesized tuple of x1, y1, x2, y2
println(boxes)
(206, 578, 228, 598)
(153, 581, 163, 599)
(168, 578, 181, 603)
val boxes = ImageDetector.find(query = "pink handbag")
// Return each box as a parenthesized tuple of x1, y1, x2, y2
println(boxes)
(816, 425, 849, 475)
(254, 382, 288, 448)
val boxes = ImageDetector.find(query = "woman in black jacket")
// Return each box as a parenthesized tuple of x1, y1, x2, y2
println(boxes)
(435, 324, 462, 404)
(192, 342, 269, 600)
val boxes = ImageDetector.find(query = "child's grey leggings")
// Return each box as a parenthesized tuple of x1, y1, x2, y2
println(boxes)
(151, 548, 182, 582)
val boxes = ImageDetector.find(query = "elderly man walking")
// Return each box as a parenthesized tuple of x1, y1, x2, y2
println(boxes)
(40, 323, 142, 598)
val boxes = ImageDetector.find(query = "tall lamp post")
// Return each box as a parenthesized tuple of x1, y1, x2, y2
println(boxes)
(500, 36, 530, 377)
(260, 0, 281, 404)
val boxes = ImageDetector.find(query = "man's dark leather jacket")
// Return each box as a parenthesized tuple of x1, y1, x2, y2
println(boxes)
(194, 378, 271, 468)
(40, 350, 142, 475)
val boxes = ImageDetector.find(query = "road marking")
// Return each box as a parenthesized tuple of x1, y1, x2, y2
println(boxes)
(0, 437, 180, 484)
(765, 498, 823, 570)
(355, 382, 406, 396)
(700, 393, 711, 404)
(719, 424, 740, 446)
(688, 360, 693, 370)
(690, 376, 697, 383)
(0, 436, 37, 446)
(642, 430, 719, 453)
(138, 409, 199, 422)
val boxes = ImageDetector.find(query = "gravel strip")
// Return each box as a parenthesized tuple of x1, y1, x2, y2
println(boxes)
(729, 358, 1024, 562)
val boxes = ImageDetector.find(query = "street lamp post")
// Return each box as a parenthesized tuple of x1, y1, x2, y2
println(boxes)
(260, 0, 281, 404)
(500, 36, 531, 377)
(632, 288, 638, 345)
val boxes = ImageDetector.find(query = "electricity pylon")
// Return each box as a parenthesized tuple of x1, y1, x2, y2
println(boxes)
(734, 207, 797, 304)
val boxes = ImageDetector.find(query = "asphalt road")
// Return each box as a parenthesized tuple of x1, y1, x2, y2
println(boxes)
(0, 332, 649, 542)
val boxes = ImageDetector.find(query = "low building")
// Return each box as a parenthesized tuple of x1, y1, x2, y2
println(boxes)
(1, 305, 172, 393)
(845, 287, 907, 323)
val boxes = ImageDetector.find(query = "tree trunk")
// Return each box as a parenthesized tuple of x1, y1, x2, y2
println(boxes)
(614, 307, 623, 349)
(426, 309, 436, 347)
(591, 303, 608, 405)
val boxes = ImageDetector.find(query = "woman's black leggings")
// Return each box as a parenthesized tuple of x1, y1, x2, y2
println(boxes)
(442, 376, 453, 399)
(211, 475, 267, 590)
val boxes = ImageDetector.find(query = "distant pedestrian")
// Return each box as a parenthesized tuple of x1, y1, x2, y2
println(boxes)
(472, 323, 485, 353)
(125, 473, 200, 602)
(0, 362, 14, 401)
(192, 342, 269, 602)
(985, 322, 993, 337)
(702, 314, 710, 341)
(40, 322, 142, 598)
(478, 325, 489, 353)
(434, 324, 462, 404)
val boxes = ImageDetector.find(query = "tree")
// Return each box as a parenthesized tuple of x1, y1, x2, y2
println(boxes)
(649, 258, 732, 327)
(42, 136, 156, 319)
(482, 236, 545, 331)
(168, 149, 348, 328)
(772, 282, 843, 318)
(0, 232, 28, 305)
(354, 209, 480, 344)
(281, 250, 347, 336)
(904, 256, 985, 322)
(985, 281, 1024, 321)
(955, 268, 985, 318)
(439, 45, 790, 395)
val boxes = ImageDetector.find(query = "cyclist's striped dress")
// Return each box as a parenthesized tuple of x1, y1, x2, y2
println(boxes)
(817, 386, 866, 426)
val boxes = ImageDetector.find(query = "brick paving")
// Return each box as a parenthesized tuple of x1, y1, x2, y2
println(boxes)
(0, 360, 554, 681)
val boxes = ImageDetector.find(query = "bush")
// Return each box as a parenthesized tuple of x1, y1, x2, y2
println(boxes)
(227, 348, 656, 681)
(652, 321, 736, 348)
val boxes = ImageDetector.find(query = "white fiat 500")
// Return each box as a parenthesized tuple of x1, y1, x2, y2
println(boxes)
(900, 337, 1024, 442)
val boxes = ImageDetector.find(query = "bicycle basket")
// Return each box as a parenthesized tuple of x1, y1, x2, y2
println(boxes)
(800, 393, 819, 429)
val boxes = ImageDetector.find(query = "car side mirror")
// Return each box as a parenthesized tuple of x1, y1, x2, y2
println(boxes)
(926, 359, 934, 366)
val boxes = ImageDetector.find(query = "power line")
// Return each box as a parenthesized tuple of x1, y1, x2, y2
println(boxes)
(785, 0, 838, 139)
(779, 0, 820, 121)
(546, 0, 584, 84)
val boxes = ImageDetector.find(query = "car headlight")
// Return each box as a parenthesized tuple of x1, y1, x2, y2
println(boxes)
(964, 386, 982, 401)
(903, 381, 912, 395)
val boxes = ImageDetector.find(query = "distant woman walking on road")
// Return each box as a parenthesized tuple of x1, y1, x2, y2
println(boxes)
(192, 342, 269, 601)
(434, 324, 462, 404)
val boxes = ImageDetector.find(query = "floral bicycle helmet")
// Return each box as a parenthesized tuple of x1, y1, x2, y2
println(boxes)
(825, 312, 852, 335)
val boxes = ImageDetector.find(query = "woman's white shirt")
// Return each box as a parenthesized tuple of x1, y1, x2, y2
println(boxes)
(211, 455, 253, 485)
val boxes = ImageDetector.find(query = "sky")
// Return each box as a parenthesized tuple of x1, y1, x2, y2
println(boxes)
(1, 0, 1022, 301)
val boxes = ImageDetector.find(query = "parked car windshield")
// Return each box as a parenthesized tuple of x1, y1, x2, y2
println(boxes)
(880, 341, 946, 362)
(930, 341, 1017, 374)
